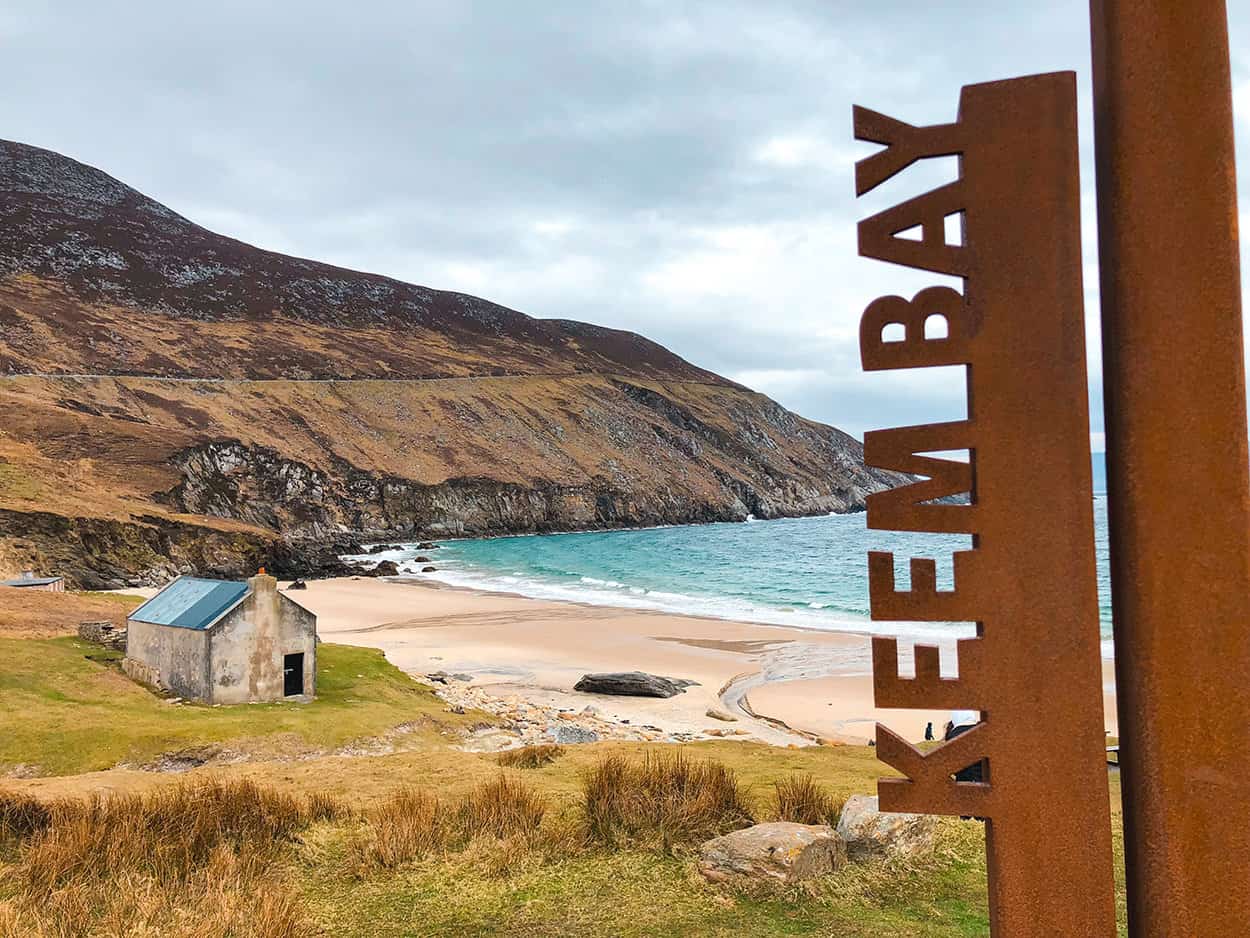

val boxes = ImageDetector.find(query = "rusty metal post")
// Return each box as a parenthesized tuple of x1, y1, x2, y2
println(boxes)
(854, 72, 1116, 934)
(1089, 3, 1250, 934)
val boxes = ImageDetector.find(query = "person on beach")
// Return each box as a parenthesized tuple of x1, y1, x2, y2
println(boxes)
(924, 721, 934, 741)
(944, 711, 984, 783)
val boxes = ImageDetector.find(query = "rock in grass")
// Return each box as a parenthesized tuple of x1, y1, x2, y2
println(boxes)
(836, 794, 938, 860)
(553, 725, 599, 744)
(698, 822, 845, 883)
(573, 671, 684, 698)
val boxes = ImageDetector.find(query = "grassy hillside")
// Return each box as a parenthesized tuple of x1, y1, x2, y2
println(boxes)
(0, 140, 901, 587)
(0, 637, 480, 776)
(0, 600, 1128, 936)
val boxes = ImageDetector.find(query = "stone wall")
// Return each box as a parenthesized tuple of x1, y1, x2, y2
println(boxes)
(124, 617, 211, 700)
(78, 620, 127, 651)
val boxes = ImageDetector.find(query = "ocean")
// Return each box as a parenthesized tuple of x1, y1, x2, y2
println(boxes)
(354, 460, 1113, 656)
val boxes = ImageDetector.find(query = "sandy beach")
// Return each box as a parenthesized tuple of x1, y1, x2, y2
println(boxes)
(281, 576, 1120, 748)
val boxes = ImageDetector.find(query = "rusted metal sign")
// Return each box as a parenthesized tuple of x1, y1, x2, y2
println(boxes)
(1090, 2, 1250, 935)
(855, 73, 1116, 934)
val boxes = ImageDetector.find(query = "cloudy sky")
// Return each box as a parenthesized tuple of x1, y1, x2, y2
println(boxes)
(3, 1, 1248, 446)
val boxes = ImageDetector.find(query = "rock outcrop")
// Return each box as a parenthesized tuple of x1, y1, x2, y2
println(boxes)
(0, 139, 906, 585)
(573, 672, 687, 698)
(698, 823, 845, 884)
(835, 794, 939, 861)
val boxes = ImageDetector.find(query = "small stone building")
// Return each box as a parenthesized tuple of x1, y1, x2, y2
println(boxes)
(1, 571, 65, 592)
(124, 572, 316, 704)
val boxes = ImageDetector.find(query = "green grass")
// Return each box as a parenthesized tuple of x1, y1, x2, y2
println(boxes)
(0, 638, 482, 775)
(72, 591, 151, 606)
(0, 635, 1127, 937)
(304, 831, 992, 937)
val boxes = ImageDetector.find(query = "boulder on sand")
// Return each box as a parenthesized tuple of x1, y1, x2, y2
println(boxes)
(573, 671, 686, 698)
(370, 560, 400, 577)
(698, 822, 845, 883)
(836, 794, 938, 860)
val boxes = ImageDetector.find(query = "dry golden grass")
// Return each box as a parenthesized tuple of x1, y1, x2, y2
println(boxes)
(454, 774, 548, 843)
(305, 791, 349, 823)
(495, 743, 565, 769)
(0, 588, 141, 639)
(770, 773, 845, 827)
(0, 790, 52, 843)
(18, 780, 308, 898)
(349, 788, 446, 871)
(0, 780, 319, 938)
(346, 774, 551, 874)
(0, 845, 308, 938)
(580, 751, 753, 851)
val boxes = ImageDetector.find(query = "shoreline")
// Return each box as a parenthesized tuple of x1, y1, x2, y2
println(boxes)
(285, 576, 1120, 748)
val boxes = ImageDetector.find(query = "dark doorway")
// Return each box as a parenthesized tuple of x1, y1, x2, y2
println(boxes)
(283, 653, 304, 697)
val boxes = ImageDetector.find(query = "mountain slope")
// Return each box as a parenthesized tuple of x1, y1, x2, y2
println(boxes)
(0, 140, 896, 588)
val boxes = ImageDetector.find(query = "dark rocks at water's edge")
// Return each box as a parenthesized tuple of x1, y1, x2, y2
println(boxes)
(366, 544, 404, 554)
(0, 508, 372, 590)
(573, 672, 698, 699)
(365, 560, 401, 578)
(421, 565, 437, 573)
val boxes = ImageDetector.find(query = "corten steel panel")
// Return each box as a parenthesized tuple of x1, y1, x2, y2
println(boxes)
(854, 73, 1116, 934)
(1090, 2, 1250, 934)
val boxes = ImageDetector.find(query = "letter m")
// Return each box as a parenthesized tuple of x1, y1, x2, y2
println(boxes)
(865, 420, 975, 534)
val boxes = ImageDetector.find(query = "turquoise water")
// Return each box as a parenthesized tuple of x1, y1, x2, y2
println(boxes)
(361, 494, 1113, 654)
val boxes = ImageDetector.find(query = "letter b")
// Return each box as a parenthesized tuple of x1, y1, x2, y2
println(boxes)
(860, 286, 975, 372)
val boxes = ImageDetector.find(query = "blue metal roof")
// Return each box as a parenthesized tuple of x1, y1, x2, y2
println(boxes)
(1, 576, 62, 587)
(130, 577, 249, 631)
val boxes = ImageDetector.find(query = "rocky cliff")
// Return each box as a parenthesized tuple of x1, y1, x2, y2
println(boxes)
(0, 140, 899, 587)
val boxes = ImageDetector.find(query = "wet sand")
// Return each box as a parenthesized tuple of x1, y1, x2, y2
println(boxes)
(285, 576, 1119, 747)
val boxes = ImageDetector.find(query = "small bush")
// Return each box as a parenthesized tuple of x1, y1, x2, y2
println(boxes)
(354, 788, 446, 870)
(454, 774, 548, 843)
(306, 790, 349, 822)
(771, 774, 844, 827)
(0, 789, 53, 843)
(347, 776, 549, 874)
(496, 744, 565, 769)
(581, 752, 753, 851)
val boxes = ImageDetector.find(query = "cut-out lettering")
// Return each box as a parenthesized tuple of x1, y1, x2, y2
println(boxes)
(858, 181, 968, 276)
(853, 75, 1116, 934)
(860, 286, 973, 371)
(853, 105, 965, 195)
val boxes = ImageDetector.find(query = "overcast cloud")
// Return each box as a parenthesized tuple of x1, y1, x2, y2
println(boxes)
(2, 1, 1247, 445)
